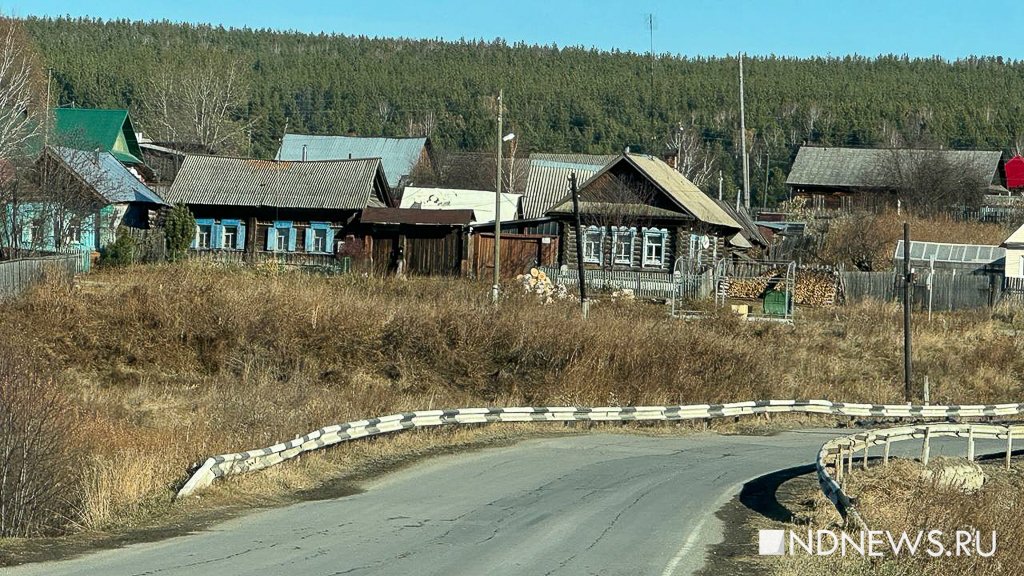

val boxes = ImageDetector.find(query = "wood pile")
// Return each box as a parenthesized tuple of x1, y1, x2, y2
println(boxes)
(724, 269, 780, 299)
(792, 270, 839, 306)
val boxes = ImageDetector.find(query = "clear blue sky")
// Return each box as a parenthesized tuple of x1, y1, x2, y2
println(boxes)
(6, 0, 1022, 60)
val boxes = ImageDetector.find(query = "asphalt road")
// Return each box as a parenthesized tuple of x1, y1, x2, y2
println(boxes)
(4, 429, 995, 576)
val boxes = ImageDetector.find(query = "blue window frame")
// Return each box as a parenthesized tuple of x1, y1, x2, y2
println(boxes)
(304, 222, 334, 253)
(267, 221, 295, 251)
(194, 218, 215, 250)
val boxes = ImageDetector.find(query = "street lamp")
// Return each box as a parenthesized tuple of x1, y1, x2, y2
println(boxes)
(492, 88, 514, 303)
(492, 131, 515, 304)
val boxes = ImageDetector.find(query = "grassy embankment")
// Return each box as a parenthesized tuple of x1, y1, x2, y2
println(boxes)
(1, 259, 1023, 549)
(751, 458, 1024, 576)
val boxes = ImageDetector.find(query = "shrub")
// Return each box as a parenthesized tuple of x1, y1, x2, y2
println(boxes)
(164, 203, 196, 262)
(0, 361, 78, 537)
(99, 233, 137, 267)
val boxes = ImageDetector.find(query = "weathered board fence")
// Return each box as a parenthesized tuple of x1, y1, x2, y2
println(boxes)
(842, 270, 999, 311)
(0, 252, 89, 299)
(474, 233, 558, 279)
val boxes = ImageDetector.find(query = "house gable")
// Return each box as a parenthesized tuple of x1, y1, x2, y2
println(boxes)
(53, 108, 146, 165)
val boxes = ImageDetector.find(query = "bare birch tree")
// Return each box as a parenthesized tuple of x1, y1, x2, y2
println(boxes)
(0, 19, 42, 163)
(667, 122, 715, 189)
(139, 52, 253, 154)
(0, 19, 46, 259)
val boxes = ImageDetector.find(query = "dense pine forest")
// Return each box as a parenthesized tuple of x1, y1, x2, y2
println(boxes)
(22, 16, 1024, 202)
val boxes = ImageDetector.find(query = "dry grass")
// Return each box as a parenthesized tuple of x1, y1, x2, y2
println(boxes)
(0, 261, 1022, 538)
(761, 459, 1024, 575)
(819, 210, 1012, 271)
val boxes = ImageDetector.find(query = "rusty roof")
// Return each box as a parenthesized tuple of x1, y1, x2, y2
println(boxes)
(360, 207, 474, 226)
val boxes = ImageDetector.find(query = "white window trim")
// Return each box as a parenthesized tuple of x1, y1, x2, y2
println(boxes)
(642, 227, 668, 268)
(583, 225, 604, 264)
(312, 228, 328, 253)
(196, 224, 212, 249)
(276, 228, 289, 252)
(1019, 254, 1024, 277)
(612, 226, 635, 265)
(223, 226, 238, 250)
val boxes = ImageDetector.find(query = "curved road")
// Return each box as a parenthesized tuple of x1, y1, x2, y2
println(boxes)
(4, 429, 990, 576)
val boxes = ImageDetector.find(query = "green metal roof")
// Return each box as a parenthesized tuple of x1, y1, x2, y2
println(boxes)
(53, 108, 145, 165)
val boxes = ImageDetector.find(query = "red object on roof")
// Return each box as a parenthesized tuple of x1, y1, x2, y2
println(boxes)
(1007, 155, 1024, 189)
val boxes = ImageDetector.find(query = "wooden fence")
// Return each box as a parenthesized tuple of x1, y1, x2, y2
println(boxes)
(842, 270, 998, 310)
(474, 233, 558, 279)
(0, 252, 88, 299)
(189, 249, 342, 269)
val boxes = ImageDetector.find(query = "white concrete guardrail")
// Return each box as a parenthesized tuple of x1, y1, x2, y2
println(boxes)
(817, 423, 1024, 528)
(176, 399, 1024, 517)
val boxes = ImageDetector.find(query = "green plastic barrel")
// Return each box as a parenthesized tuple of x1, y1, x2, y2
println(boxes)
(763, 290, 790, 316)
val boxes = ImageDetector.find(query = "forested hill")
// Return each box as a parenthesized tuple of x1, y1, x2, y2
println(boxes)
(21, 16, 1024, 199)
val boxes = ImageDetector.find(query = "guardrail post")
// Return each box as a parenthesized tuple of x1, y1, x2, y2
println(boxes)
(1007, 430, 1013, 471)
(847, 441, 854, 476)
(883, 436, 891, 466)
(835, 447, 844, 484)
(862, 436, 870, 470)
(921, 427, 930, 468)
(967, 426, 975, 461)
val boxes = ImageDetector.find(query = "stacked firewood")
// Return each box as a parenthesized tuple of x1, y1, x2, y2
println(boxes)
(792, 270, 839, 306)
(724, 270, 780, 299)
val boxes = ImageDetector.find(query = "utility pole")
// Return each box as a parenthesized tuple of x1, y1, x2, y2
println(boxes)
(570, 172, 589, 318)
(903, 222, 913, 402)
(763, 150, 770, 210)
(739, 53, 750, 210)
(43, 68, 52, 192)
(718, 170, 723, 201)
(492, 89, 503, 304)
(676, 121, 683, 173)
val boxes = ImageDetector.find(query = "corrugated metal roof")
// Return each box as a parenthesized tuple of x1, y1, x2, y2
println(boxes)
(277, 134, 427, 189)
(54, 108, 145, 165)
(400, 186, 521, 223)
(361, 207, 474, 226)
(522, 154, 616, 219)
(787, 147, 1003, 189)
(895, 240, 1005, 265)
(51, 146, 165, 205)
(164, 155, 390, 210)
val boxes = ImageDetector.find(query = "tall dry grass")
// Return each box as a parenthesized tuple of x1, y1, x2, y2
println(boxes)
(0, 261, 1022, 536)
(772, 459, 1024, 575)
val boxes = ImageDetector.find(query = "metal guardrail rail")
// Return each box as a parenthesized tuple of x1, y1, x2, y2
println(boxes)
(816, 423, 1023, 528)
(176, 399, 1024, 510)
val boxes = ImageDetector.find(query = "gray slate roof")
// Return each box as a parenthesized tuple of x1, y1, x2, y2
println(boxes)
(164, 155, 390, 210)
(276, 134, 427, 189)
(52, 146, 166, 205)
(787, 147, 1003, 189)
(522, 153, 617, 219)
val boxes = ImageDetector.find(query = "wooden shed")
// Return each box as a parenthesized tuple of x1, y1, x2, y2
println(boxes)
(354, 207, 473, 276)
